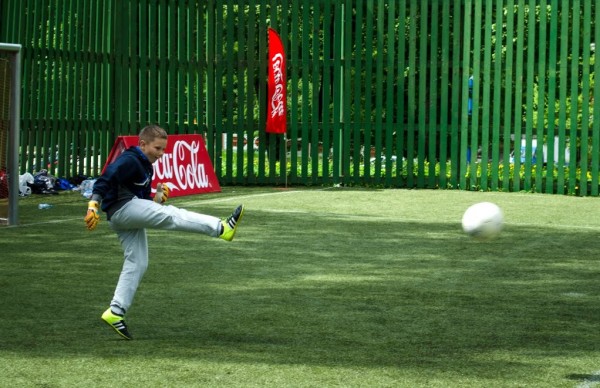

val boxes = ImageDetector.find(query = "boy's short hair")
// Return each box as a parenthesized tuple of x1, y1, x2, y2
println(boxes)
(139, 125, 168, 143)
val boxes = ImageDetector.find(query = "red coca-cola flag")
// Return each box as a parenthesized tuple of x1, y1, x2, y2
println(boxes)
(266, 28, 287, 134)
(102, 134, 221, 197)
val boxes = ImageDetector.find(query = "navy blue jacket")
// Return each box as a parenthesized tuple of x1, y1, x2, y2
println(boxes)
(92, 146, 154, 219)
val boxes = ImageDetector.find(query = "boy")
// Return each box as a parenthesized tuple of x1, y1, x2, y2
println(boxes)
(84, 125, 244, 340)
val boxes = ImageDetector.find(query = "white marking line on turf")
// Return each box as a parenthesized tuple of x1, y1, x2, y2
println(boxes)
(577, 371, 600, 388)
(4, 217, 83, 228)
(176, 189, 318, 207)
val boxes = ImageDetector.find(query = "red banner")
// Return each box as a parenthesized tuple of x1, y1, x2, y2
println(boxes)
(102, 134, 221, 197)
(266, 28, 287, 134)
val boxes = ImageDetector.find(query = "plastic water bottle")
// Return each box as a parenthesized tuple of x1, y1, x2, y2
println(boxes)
(38, 203, 53, 210)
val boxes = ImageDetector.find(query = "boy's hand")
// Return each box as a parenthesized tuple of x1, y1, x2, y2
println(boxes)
(162, 184, 170, 202)
(84, 200, 100, 231)
(154, 183, 169, 204)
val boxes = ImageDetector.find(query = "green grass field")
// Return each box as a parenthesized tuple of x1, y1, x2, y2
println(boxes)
(1, 187, 599, 387)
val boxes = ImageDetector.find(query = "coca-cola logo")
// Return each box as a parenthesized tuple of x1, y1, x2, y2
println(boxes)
(270, 53, 285, 118)
(153, 140, 211, 191)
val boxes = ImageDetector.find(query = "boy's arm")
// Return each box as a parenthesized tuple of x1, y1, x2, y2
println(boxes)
(84, 161, 118, 231)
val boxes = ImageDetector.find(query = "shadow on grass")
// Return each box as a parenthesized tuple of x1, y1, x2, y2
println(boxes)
(566, 373, 600, 382)
(1, 196, 599, 382)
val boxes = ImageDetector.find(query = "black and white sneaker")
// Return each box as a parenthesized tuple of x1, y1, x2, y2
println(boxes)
(220, 205, 245, 241)
(101, 308, 133, 340)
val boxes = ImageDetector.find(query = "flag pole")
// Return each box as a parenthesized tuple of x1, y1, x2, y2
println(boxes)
(266, 27, 287, 187)
(284, 132, 288, 188)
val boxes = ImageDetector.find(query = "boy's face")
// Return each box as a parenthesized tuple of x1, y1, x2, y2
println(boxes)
(139, 137, 168, 163)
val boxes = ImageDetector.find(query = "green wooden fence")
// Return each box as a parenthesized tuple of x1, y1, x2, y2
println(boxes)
(1, 0, 599, 195)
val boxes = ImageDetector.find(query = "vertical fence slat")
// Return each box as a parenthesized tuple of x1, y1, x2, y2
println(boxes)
(90, 0, 102, 174)
(159, 1, 169, 127)
(40, 1, 51, 173)
(373, 0, 384, 183)
(66, 0, 77, 177)
(342, 0, 353, 183)
(592, 0, 600, 195)
(223, 0, 234, 181)
(417, 0, 428, 188)
(289, 0, 300, 183)
(556, 0, 570, 193)
(427, 2, 438, 189)
(10, 0, 27, 173)
(469, 0, 482, 190)
(362, 1, 374, 182)
(395, 0, 406, 186)
(48, 1, 59, 176)
(101, 0, 112, 167)
(300, 1, 310, 182)
(32, 0, 45, 172)
(113, 0, 126, 145)
(450, 0, 461, 188)
(78, 0, 89, 174)
(545, 0, 559, 194)
(130, 1, 139, 133)
(280, 1, 290, 185)
(147, 0, 157, 125)
(205, 0, 215, 163)
(139, 0, 148, 125)
(384, 0, 396, 186)
(579, 0, 592, 196)
(177, 1, 187, 134)
(406, 0, 417, 187)
(480, 1, 493, 191)
(257, 0, 267, 183)
(350, 1, 362, 184)
(321, 2, 332, 182)
(491, 0, 503, 190)
(512, 0, 526, 192)
(459, 0, 472, 190)
(237, 1, 249, 183)
(185, 1, 193, 134)
(69, 0, 78, 174)
(438, 0, 450, 189)
(332, 1, 344, 185)
(535, 1, 548, 193)
(85, 0, 96, 173)
(502, 0, 514, 190)
(310, 2, 321, 184)
(523, 0, 536, 191)
(80, 0, 91, 172)
(568, 0, 580, 194)
(197, 1, 207, 142)
(244, 1, 255, 183)
(170, 0, 177, 130)
(56, 1, 67, 177)
(213, 0, 225, 179)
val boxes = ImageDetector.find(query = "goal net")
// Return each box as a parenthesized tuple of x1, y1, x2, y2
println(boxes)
(0, 44, 22, 226)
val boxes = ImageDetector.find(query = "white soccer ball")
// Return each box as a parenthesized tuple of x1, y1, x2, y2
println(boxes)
(461, 202, 503, 239)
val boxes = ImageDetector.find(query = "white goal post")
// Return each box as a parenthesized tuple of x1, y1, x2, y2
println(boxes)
(0, 43, 22, 226)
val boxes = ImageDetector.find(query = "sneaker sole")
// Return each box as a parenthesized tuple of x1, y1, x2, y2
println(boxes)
(101, 317, 133, 340)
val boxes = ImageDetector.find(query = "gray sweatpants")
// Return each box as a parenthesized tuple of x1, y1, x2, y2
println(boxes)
(108, 198, 222, 315)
